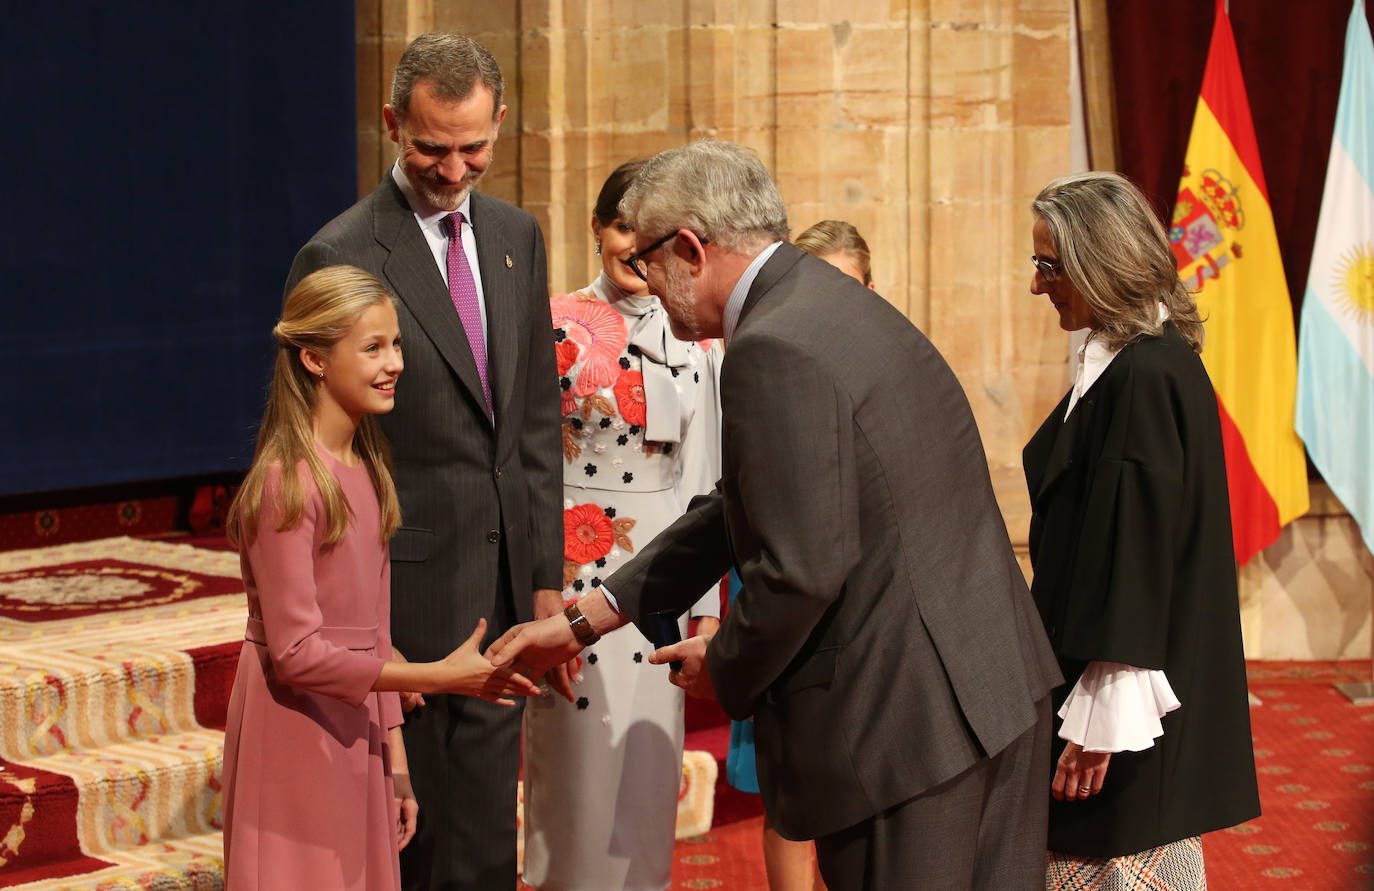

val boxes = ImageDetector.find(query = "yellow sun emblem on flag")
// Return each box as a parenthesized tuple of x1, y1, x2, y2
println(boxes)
(1334, 243, 1374, 323)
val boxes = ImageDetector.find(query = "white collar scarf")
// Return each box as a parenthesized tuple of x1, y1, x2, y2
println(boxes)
(591, 273, 691, 443)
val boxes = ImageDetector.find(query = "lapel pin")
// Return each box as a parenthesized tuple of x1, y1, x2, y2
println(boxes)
(505, 254, 513, 268)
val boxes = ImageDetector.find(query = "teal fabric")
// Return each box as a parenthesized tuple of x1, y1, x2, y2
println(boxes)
(724, 569, 760, 794)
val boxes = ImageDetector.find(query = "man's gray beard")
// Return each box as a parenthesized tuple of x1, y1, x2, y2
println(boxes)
(414, 172, 478, 211)
(661, 260, 700, 339)
(419, 180, 471, 211)
(402, 143, 493, 212)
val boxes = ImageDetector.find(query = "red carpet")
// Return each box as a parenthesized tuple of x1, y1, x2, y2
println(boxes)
(670, 661, 1374, 890)
(1204, 662, 1374, 890)
(0, 499, 181, 553)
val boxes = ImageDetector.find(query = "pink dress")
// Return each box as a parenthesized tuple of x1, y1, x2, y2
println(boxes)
(221, 448, 404, 890)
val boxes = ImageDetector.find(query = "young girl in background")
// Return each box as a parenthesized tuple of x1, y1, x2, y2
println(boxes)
(221, 265, 538, 890)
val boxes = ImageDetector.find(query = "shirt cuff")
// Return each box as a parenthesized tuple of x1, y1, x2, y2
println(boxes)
(1056, 661, 1181, 753)
(598, 585, 622, 615)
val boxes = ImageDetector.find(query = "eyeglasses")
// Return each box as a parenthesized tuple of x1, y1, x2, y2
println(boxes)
(621, 231, 709, 283)
(1031, 254, 1063, 283)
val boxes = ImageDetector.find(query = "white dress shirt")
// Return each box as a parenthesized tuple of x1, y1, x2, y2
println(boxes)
(723, 241, 783, 346)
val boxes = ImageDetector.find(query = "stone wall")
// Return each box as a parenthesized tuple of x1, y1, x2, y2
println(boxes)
(1240, 486, 1373, 661)
(357, 0, 1077, 537)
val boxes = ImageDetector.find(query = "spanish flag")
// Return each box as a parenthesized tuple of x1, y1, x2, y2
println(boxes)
(1170, 0, 1309, 565)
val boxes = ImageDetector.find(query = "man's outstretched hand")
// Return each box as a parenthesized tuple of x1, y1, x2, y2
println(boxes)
(531, 588, 578, 703)
(487, 614, 583, 702)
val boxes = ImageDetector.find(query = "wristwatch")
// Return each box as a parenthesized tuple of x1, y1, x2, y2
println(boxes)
(564, 600, 600, 646)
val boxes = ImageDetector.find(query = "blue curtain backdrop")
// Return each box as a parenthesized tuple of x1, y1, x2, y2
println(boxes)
(2, 4, 356, 495)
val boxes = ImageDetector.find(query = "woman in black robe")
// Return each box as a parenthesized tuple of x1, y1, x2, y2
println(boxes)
(1024, 172, 1260, 890)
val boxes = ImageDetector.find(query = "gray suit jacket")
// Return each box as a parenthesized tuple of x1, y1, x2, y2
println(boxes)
(606, 244, 1061, 840)
(284, 177, 563, 661)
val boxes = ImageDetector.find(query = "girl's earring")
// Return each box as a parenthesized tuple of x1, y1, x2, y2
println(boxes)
(594, 240, 601, 257)
(318, 371, 325, 382)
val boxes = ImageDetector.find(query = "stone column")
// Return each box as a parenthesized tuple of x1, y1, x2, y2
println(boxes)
(920, 0, 1074, 553)
(355, 0, 437, 196)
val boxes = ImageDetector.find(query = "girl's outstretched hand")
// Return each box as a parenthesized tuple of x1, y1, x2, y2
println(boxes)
(439, 618, 542, 705)
(388, 648, 426, 711)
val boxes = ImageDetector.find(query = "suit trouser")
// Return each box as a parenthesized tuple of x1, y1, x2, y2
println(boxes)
(399, 557, 522, 891)
(814, 695, 1052, 891)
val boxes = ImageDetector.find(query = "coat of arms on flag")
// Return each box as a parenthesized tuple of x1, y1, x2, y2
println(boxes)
(1172, 168, 1245, 291)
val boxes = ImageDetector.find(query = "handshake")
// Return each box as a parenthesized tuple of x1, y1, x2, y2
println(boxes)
(491, 587, 720, 702)
(390, 587, 720, 708)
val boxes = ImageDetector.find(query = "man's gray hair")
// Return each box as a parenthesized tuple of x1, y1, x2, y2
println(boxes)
(391, 32, 505, 122)
(619, 140, 790, 254)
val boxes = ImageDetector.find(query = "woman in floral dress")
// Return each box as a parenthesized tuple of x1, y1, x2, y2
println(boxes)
(521, 161, 724, 891)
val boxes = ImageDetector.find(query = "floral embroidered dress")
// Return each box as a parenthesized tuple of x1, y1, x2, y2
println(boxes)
(522, 273, 723, 891)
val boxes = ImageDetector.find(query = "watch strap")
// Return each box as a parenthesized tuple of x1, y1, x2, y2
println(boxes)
(564, 600, 600, 646)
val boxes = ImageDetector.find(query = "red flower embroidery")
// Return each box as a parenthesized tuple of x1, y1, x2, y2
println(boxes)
(556, 339, 579, 376)
(614, 370, 647, 426)
(550, 294, 627, 397)
(564, 504, 615, 564)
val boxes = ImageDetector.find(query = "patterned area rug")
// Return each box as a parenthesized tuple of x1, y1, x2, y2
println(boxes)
(0, 538, 241, 889)
(0, 558, 242, 622)
(0, 536, 718, 890)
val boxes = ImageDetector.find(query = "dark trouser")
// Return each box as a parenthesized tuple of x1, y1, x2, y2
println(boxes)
(398, 692, 523, 890)
(814, 696, 1052, 891)
(399, 558, 523, 890)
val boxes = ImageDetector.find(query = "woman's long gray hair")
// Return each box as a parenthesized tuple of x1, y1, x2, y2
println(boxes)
(1033, 171, 1204, 352)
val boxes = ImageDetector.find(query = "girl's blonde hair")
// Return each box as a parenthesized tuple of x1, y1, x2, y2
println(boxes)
(794, 220, 872, 286)
(227, 266, 402, 548)
(1033, 171, 1205, 352)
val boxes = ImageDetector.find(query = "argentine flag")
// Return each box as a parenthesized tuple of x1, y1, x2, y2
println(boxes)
(1296, 0, 1374, 554)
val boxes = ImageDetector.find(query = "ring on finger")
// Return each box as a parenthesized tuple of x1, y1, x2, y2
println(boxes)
(1077, 784, 1092, 794)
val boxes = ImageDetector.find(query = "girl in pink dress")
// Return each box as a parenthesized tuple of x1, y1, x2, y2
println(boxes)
(221, 266, 539, 890)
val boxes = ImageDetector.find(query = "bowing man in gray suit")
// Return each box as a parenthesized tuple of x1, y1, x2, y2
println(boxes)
(492, 140, 1063, 890)
(284, 33, 563, 890)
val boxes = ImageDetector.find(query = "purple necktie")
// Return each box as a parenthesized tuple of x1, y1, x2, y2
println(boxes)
(442, 211, 492, 414)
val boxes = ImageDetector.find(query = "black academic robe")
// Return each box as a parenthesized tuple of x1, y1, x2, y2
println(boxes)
(1023, 322, 1260, 858)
